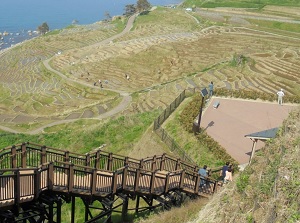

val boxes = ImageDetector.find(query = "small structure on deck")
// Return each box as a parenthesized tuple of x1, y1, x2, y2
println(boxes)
(213, 100, 220, 109)
(245, 127, 278, 163)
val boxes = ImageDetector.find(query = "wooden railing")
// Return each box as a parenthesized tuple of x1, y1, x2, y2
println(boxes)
(0, 142, 218, 209)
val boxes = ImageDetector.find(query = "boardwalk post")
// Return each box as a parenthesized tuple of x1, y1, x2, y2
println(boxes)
(122, 166, 128, 189)
(11, 145, 17, 168)
(108, 153, 113, 171)
(139, 159, 144, 169)
(124, 156, 129, 167)
(121, 196, 129, 221)
(179, 170, 185, 189)
(176, 158, 181, 170)
(152, 155, 156, 171)
(95, 149, 101, 169)
(41, 145, 47, 165)
(49, 200, 54, 223)
(85, 153, 90, 167)
(34, 169, 40, 200)
(64, 151, 70, 167)
(69, 163, 74, 193)
(14, 168, 20, 207)
(135, 195, 140, 213)
(150, 172, 155, 194)
(71, 196, 76, 223)
(57, 197, 62, 223)
(91, 169, 97, 195)
(195, 173, 200, 194)
(160, 153, 166, 171)
(21, 142, 27, 168)
(48, 162, 54, 190)
(134, 169, 141, 192)
(112, 171, 118, 194)
(164, 173, 170, 193)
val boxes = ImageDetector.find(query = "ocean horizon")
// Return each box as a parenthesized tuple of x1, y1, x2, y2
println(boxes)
(0, 0, 182, 50)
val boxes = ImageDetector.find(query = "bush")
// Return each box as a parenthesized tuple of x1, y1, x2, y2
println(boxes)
(179, 95, 238, 168)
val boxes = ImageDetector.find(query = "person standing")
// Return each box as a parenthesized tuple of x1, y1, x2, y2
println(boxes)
(208, 81, 214, 97)
(277, 89, 284, 105)
(224, 167, 233, 183)
(198, 165, 208, 187)
(221, 162, 229, 183)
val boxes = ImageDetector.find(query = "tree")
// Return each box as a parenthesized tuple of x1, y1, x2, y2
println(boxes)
(104, 11, 112, 21)
(124, 4, 136, 16)
(37, 22, 49, 34)
(136, 0, 151, 12)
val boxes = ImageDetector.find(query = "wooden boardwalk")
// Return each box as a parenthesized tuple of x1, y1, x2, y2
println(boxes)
(0, 142, 218, 222)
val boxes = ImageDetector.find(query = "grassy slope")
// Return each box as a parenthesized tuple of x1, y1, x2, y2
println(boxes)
(0, 111, 160, 156)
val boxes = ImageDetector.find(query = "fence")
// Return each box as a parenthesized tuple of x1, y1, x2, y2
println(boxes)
(153, 87, 198, 165)
(153, 88, 197, 130)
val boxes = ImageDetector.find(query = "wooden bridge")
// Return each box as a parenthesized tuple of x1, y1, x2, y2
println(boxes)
(0, 142, 218, 223)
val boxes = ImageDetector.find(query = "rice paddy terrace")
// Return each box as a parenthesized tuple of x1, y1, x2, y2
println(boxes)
(1, 7, 300, 133)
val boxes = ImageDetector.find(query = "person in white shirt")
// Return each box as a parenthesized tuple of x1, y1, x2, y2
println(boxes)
(277, 89, 284, 105)
(224, 167, 233, 183)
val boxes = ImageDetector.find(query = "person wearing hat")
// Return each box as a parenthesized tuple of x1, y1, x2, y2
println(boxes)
(277, 89, 284, 105)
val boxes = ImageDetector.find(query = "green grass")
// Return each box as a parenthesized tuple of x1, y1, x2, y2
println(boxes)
(45, 29, 61, 36)
(0, 110, 159, 155)
(133, 6, 202, 32)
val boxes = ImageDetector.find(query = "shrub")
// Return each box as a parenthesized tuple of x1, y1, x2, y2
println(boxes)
(179, 95, 238, 168)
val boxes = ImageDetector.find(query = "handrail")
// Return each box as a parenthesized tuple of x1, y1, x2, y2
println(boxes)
(0, 142, 218, 210)
(0, 142, 199, 172)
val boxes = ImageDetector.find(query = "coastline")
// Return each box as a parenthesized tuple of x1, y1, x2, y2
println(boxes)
(0, 35, 39, 56)
(0, 0, 185, 56)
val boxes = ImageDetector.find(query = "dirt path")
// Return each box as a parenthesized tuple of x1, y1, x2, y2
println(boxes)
(0, 14, 138, 135)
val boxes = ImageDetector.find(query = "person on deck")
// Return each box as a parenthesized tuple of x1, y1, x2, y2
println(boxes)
(208, 81, 214, 97)
(198, 165, 208, 187)
(224, 167, 233, 183)
(221, 162, 229, 183)
(277, 89, 284, 105)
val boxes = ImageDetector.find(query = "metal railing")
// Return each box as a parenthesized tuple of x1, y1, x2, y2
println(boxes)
(153, 88, 198, 165)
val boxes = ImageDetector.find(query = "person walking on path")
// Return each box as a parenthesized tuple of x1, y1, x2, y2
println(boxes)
(277, 89, 284, 105)
(208, 81, 214, 97)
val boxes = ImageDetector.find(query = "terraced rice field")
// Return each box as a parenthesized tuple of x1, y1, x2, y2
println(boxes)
(1, 7, 300, 133)
(0, 22, 122, 132)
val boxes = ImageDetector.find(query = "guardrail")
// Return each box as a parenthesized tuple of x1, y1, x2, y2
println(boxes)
(0, 142, 218, 209)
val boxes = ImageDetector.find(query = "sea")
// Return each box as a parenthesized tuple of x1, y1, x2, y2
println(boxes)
(0, 0, 182, 51)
